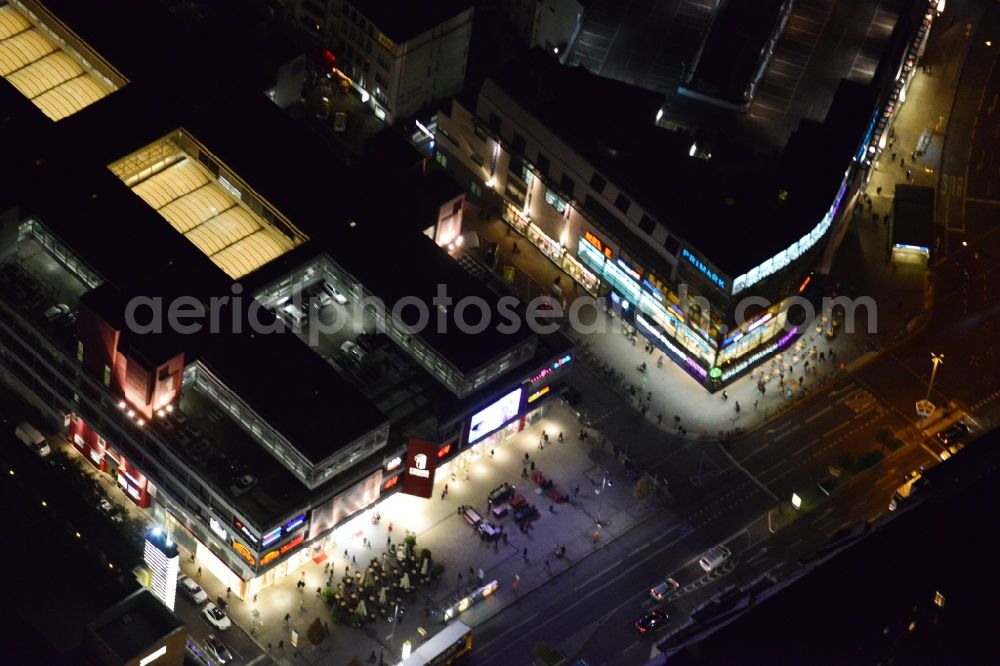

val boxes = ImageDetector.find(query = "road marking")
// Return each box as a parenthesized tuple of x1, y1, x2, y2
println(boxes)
(774, 424, 801, 442)
(477, 612, 541, 652)
(246, 655, 268, 665)
(572, 524, 686, 593)
(919, 441, 942, 462)
(792, 438, 820, 457)
(835, 388, 865, 404)
(766, 420, 793, 434)
(805, 405, 833, 423)
(822, 422, 850, 437)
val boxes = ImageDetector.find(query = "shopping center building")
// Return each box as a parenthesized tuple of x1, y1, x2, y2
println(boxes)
(435, 0, 940, 389)
(0, 0, 572, 598)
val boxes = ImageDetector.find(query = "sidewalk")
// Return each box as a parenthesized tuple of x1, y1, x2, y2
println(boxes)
(173, 403, 659, 664)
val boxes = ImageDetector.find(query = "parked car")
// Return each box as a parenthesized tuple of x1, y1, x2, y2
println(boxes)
(205, 635, 233, 663)
(560, 385, 582, 407)
(698, 545, 731, 572)
(333, 111, 348, 133)
(634, 609, 669, 634)
(15, 421, 51, 457)
(322, 280, 349, 304)
(341, 340, 365, 362)
(649, 578, 679, 601)
(531, 470, 552, 489)
(177, 575, 208, 604)
(356, 331, 380, 353)
(513, 504, 539, 523)
(547, 486, 566, 503)
(935, 421, 969, 446)
(43, 303, 70, 321)
(202, 602, 232, 630)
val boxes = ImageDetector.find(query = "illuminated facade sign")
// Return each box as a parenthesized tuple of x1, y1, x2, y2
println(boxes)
(681, 249, 726, 289)
(383, 474, 400, 491)
(209, 517, 228, 541)
(527, 386, 550, 403)
(284, 514, 306, 532)
(231, 539, 256, 566)
(233, 518, 258, 545)
(437, 443, 452, 458)
(528, 355, 572, 384)
(260, 550, 280, 566)
(261, 526, 282, 548)
(280, 533, 305, 554)
(385, 456, 402, 471)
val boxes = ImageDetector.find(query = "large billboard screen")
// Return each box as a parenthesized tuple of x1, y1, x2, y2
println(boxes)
(468, 388, 523, 444)
(308, 471, 381, 541)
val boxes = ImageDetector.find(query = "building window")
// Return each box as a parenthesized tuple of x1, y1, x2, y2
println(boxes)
(474, 125, 488, 142)
(614, 193, 631, 214)
(103, 365, 111, 387)
(470, 181, 483, 197)
(663, 235, 680, 254)
(590, 172, 606, 193)
(435, 151, 448, 168)
(536, 153, 550, 176)
(638, 214, 656, 235)
(511, 131, 526, 155)
(544, 188, 568, 214)
(470, 152, 485, 167)
(488, 112, 502, 134)
(560, 174, 575, 199)
(76, 341, 84, 363)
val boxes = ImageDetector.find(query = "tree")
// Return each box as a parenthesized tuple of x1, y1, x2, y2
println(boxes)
(404, 533, 417, 552)
(306, 617, 328, 646)
(633, 476, 651, 501)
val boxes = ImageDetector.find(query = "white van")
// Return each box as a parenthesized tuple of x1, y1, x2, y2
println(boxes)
(698, 545, 731, 572)
(15, 422, 51, 457)
(322, 280, 349, 305)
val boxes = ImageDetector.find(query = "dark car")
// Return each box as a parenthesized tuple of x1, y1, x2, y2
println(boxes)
(635, 609, 669, 634)
(560, 385, 582, 407)
(205, 634, 233, 663)
(531, 470, 553, 489)
(513, 504, 539, 523)
(935, 421, 969, 446)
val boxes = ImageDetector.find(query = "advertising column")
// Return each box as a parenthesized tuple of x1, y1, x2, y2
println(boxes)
(144, 527, 179, 610)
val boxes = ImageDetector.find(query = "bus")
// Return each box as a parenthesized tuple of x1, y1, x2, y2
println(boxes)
(399, 621, 472, 666)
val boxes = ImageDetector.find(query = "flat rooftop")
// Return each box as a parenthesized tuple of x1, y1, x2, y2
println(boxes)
(487, 48, 875, 279)
(0, 1, 124, 120)
(347, 0, 472, 44)
(89, 590, 184, 664)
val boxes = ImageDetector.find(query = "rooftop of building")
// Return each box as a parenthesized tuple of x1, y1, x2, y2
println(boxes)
(659, 428, 1000, 665)
(687, 0, 787, 106)
(486, 48, 877, 279)
(89, 589, 185, 665)
(347, 0, 474, 44)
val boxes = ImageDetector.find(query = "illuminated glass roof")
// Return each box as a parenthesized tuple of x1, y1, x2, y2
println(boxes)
(0, 3, 121, 120)
(109, 133, 307, 279)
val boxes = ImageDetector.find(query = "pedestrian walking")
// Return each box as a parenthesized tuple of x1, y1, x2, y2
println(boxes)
(226, 586, 231, 598)
(657, 413, 663, 425)
(352, 555, 356, 565)
(267, 642, 272, 652)
(906, 168, 912, 180)
(523, 452, 530, 463)
(735, 401, 741, 414)
(900, 157, 905, 168)
(278, 640, 284, 653)
(253, 593, 258, 602)
(544, 559, 550, 571)
(523, 547, 528, 561)
(490, 448, 495, 457)
(574, 485, 580, 496)
(721, 390, 728, 401)
(530, 460, 536, 471)
(197, 566, 202, 578)
(753, 399, 758, 409)
(891, 150, 896, 161)
(458, 572, 463, 584)
(876, 186, 882, 196)
(468, 567, 475, 579)
(284, 613, 291, 625)
(387, 535, 392, 546)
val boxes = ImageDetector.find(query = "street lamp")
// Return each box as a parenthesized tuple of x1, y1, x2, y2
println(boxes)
(594, 472, 612, 526)
(386, 602, 400, 642)
(926, 353, 944, 402)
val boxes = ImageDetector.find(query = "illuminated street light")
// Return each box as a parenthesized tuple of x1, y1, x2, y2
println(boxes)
(925, 353, 944, 402)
